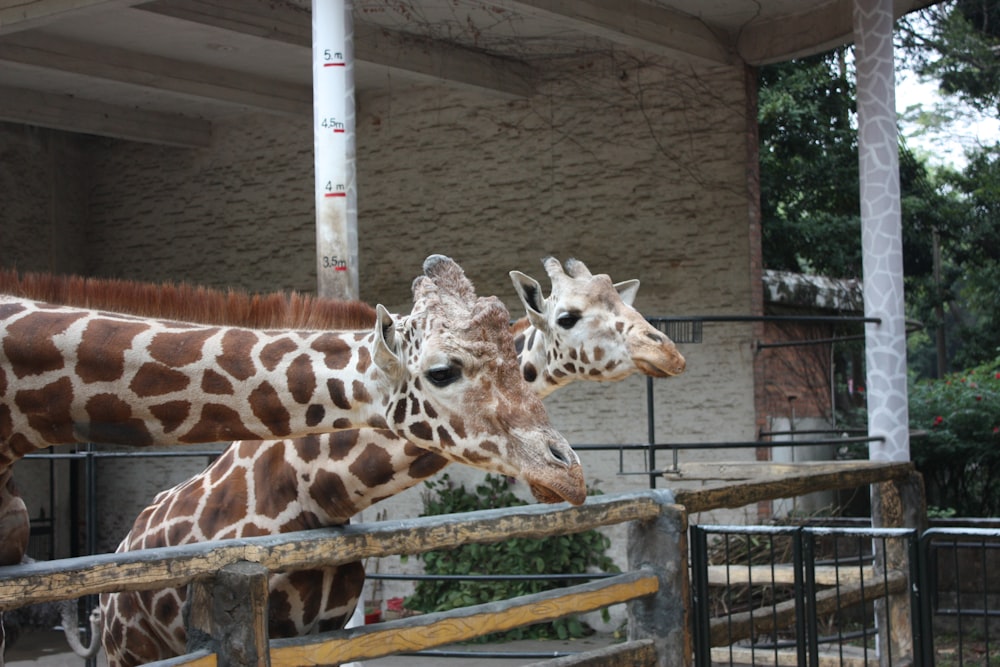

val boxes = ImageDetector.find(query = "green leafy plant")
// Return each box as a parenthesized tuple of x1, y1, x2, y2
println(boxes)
(405, 473, 619, 642)
(909, 357, 1000, 516)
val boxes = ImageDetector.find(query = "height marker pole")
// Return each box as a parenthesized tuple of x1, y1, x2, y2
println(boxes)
(312, 0, 358, 299)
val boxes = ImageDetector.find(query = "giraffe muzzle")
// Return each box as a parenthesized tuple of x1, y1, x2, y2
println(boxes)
(525, 438, 586, 506)
(632, 341, 686, 378)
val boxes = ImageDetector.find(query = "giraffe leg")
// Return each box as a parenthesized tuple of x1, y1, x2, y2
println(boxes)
(0, 470, 28, 567)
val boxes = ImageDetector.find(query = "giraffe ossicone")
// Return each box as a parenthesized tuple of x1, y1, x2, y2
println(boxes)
(96, 257, 686, 666)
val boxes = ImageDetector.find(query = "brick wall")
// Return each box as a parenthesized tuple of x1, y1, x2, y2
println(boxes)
(2, 53, 762, 561)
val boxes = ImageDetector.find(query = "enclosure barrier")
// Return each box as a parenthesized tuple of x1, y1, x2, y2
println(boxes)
(0, 489, 688, 667)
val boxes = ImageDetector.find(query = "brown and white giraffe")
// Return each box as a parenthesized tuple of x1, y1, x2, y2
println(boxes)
(0, 255, 586, 571)
(96, 257, 685, 666)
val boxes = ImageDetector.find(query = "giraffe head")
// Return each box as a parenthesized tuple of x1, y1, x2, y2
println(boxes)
(510, 256, 685, 395)
(371, 255, 585, 505)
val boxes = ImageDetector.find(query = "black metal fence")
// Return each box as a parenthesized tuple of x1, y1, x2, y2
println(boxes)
(692, 523, 1000, 667)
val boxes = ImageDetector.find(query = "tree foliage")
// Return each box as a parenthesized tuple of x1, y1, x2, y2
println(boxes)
(759, 4, 1000, 376)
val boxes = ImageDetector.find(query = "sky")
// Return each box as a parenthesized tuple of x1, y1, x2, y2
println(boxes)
(895, 67, 1000, 169)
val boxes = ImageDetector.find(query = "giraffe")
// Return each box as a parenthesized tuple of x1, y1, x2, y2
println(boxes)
(96, 257, 685, 666)
(0, 255, 586, 571)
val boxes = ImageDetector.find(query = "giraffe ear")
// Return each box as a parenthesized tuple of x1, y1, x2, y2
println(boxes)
(372, 304, 404, 380)
(510, 270, 549, 332)
(614, 279, 640, 306)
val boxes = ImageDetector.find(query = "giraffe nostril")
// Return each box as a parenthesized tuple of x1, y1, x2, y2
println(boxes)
(646, 331, 665, 343)
(549, 444, 571, 466)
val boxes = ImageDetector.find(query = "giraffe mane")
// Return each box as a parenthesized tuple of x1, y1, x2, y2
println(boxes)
(0, 269, 378, 330)
(508, 316, 532, 336)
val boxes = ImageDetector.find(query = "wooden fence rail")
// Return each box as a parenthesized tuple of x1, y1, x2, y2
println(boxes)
(0, 489, 689, 667)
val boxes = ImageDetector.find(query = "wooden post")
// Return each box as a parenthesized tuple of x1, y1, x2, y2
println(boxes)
(626, 490, 690, 667)
(872, 471, 925, 666)
(186, 561, 271, 667)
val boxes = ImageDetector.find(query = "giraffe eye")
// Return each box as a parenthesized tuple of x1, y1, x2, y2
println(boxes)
(426, 363, 462, 387)
(556, 312, 581, 329)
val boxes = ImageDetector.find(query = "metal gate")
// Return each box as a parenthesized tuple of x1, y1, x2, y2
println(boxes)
(692, 524, 1000, 666)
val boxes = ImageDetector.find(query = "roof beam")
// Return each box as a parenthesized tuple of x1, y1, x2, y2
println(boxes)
(0, 0, 144, 34)
(496, 0, 735, 67)
(736, 0, 853, 65)
(0, 84, 212, 147)
(0, 31, 312, 114)
(138, 0, 535, 97)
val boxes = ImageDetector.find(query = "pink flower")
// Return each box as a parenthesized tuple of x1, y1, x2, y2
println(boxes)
(386, 597, 405, 612)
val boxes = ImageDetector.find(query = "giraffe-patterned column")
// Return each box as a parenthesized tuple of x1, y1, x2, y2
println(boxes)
(853, 0, 909, 463)
(854, 3, 914, 661)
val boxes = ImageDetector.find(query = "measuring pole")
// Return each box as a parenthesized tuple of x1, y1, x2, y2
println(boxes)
(312, 0, 358, 299)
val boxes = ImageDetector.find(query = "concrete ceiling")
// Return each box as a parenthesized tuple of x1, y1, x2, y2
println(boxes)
(0, 0, 935, 148)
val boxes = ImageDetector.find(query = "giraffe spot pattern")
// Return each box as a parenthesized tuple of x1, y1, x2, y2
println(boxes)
(310, 468, 356, 521)
(409, 421, 433, 442)
(295, 434, 322, 462)
(328, 430, 358, 460)
(260, 337, 299, 371)
(129, 362, 191, 397)
(182, 404, 261, 443)
(326, 378, 351, 410)
(287, 354, 318, 404)
(312, 333, 353, 370)
(199, 471, 247, 536)
(166, 520, 194, 548)
(349, 442, 395, 488)
(435, 425, 455, 448)
(0, 404, 12, 444)
(254, 442, 299, 519)
(148, 328, 217, 368)
(305, 404, 325, 427)
(481, 440, 500, 456)
(15, 378, 75, 444)
(148, 401, 190, 434)
(216, 329, 259, 381)
(84, 392, 154, 446)
(392, 399, 407, 425)
(351, 380, 371, 404)
(3, 310, 85, 378)
(408, 450, 449, 479)
(76, 319, 147, 383)
(366, 415, 389, 429)
(523, 362, 538, 383)
(355, 345, 372, 374)
(154, 593, 180, 626)
(208, 448, 238, 484)
(249, 381, 292, 436)
(449, 415, 467, 440)
(200, 369, 233, 395)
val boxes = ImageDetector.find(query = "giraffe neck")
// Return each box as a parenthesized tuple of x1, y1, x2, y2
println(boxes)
(0, 298, 389, 466)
